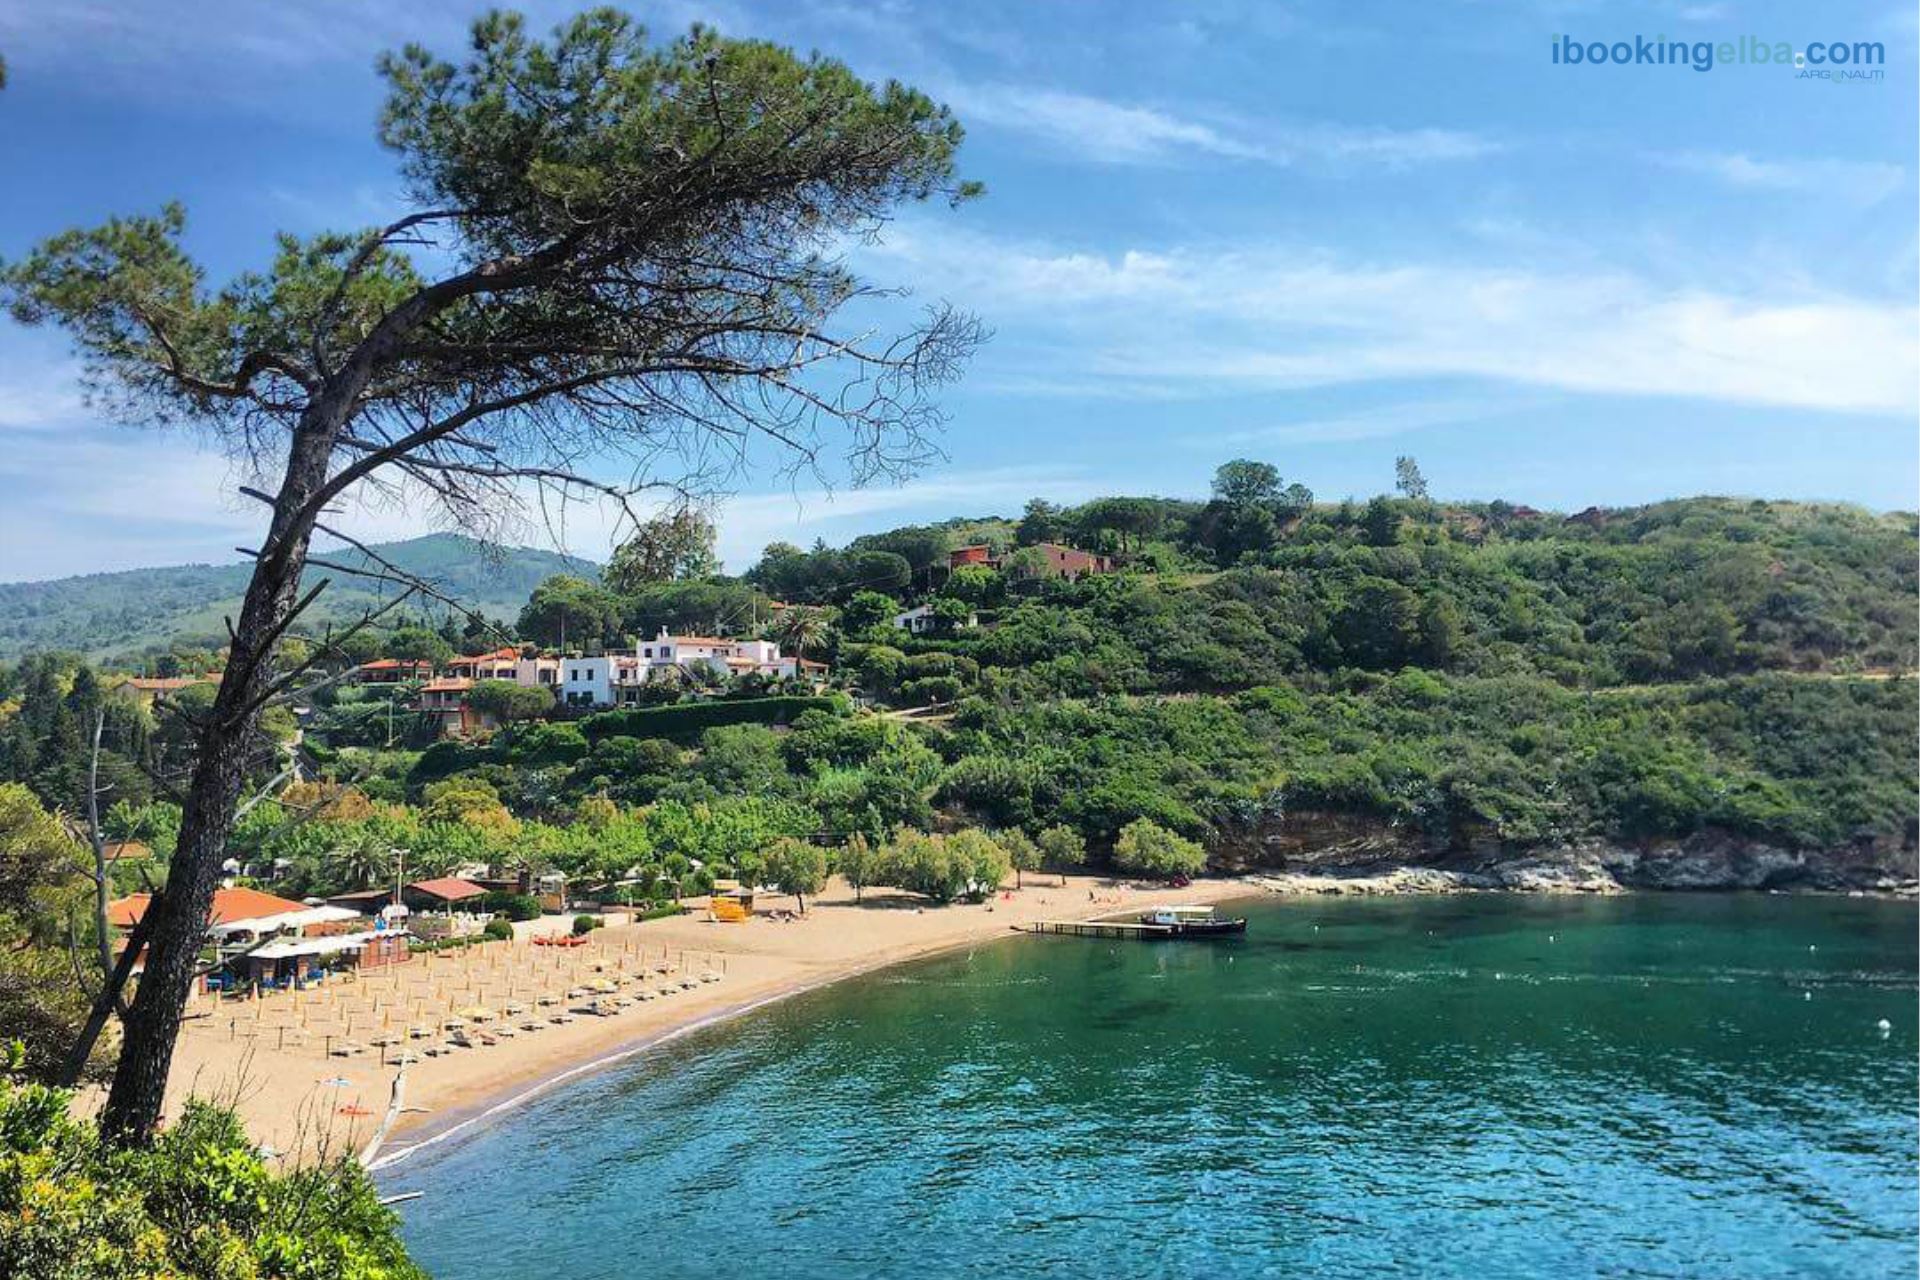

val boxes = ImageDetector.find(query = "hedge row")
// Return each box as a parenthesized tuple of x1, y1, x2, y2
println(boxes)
(582, 695, 847, 743)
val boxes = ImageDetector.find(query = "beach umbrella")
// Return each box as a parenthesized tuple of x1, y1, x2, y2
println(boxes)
(586, 978, 617, 994)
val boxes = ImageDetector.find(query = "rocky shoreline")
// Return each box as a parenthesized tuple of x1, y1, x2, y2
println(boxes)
(1223, 812, 1919, 898)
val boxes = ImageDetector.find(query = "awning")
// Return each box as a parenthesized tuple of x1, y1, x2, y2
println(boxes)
(236, 930, 396, 961)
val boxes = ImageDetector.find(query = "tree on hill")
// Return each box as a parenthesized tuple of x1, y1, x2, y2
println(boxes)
(1075, 496, 1163, 553)
(1017, 498, 1063, 546)
(467, 678, 555, 723)
(3, 8, 981, 1144)
(1194, 460, 1313, 564)
(839, 590, 900, 633)
(603, 507, 720, 591)
(384, 625, 454, 665)
(1395, 455, 1429, 502)
(1212, 459, 1282, 506)
(517, 575, 623, 650)
(1362, 495, 1401, 546)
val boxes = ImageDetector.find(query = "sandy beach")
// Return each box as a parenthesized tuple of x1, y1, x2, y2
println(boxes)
(86, 874, 1240, 1169)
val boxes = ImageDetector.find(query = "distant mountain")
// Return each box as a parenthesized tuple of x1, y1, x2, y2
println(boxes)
(0, 534, 598, 662)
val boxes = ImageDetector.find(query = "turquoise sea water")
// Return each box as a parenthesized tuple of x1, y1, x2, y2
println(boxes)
(388, 895, 1917, 1278)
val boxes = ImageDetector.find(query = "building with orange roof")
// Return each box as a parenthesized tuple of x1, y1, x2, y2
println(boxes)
(354, 657, 435, 683)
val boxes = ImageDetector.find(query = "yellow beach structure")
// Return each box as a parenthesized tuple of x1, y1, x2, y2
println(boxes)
(708, 879, 755, 923)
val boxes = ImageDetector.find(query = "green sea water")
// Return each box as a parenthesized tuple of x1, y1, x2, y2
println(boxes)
(387, 894, 1918, 1278)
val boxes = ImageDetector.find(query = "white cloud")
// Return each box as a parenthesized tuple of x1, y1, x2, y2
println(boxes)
(947, 83, 1497, 168)
(1206, 397, 1550, 446)
(862, 224, 1920, 415)
(0, 362, 88, 431)
(1653, 151, 1909, 206)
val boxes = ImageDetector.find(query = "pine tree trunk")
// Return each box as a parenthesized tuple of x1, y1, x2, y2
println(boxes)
(98, 424, 336, 1145)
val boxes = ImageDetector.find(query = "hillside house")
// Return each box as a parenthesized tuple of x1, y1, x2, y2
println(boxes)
(355, 658, 435, 684)
(447, 647, 561, 688)
(893, 602, 976, 634)
(947, 542, 1113, 579)
(560, 628, 813, 707)
(417, 676, 478, 733)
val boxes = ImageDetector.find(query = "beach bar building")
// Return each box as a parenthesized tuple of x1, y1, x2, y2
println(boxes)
(108, 887, 408, 990)
(400, 876, 490, 913)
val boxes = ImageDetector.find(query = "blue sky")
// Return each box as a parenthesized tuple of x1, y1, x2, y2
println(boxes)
(0, 0, 1914, 580)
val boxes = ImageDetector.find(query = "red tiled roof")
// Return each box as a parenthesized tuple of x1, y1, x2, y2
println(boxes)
(359, 658, 433, 671)
(107, 886, 309, 930)
(406, 876, 488, 902)
(457, 646, 522, 662)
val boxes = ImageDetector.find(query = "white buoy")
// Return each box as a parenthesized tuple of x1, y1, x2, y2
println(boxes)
(1804, 991, 1812, 1001)
(1808, 944, 1817, 951)
(1548, 935, 1555, 943)
(1877, 1018, 1891, 1035)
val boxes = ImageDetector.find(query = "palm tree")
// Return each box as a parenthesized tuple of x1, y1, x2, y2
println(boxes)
(775, 606, 830, 676)
(325, 832, 391, 893)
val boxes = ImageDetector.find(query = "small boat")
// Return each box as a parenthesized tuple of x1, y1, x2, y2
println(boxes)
(1138, 905, 1247, 937)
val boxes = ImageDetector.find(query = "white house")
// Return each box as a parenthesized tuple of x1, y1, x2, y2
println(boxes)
(560, 630, 816, 708)
(893, 603, 938, 634)
(893, 603, 975, 635)
(560, 655, 616, 708)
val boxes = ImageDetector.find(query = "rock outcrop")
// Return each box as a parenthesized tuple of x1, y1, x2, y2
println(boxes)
(1216, 809, 1917, 896)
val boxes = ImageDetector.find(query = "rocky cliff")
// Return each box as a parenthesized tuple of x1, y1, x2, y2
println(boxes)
(1214, 809, 1918, 895)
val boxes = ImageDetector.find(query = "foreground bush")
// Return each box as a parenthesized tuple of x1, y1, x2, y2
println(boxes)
(0, 1070, 426, 1279)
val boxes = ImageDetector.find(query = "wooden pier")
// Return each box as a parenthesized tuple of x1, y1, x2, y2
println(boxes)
(1013, 918, 1173, 939)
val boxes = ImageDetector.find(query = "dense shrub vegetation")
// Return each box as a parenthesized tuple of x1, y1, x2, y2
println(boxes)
(0, 492, 1911, 928)
(0, 1065, 424, 1279)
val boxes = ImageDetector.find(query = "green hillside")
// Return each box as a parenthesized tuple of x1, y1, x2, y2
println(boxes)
(0, 534, 598, 662)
